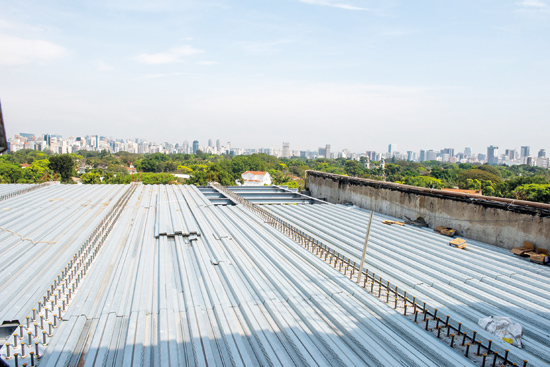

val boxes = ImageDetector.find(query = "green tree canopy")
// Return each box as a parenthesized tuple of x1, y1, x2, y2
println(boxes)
(49, 154, 76, 182)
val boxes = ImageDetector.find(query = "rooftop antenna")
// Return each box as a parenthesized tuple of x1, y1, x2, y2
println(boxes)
(0, 100, 7, 153)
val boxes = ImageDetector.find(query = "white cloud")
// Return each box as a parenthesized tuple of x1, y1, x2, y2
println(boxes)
(97, 60, 115, 71)
(197, 61, 218, 65)
(515, 0, 549, 14)
(134, 45, 203, 64)
(140, 72, 183, 79)
(240, 40, 295, 55)
(0, 19, 43, 32)
(0, 33, 66, 66)
(517, 0, 547, 7)
(299, 0, 368, 10)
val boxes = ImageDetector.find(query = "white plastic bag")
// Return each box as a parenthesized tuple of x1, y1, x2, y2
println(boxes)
(478, 316, 523, 348)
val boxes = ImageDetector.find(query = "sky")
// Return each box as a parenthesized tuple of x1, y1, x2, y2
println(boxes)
(0, 0, 549, 155)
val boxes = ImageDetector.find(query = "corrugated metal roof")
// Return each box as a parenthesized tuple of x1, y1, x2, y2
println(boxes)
(0, 184, 37, 196)
(264, 202, 550, 366)
(0, 184, 128, 324)
(199, 186, 324, 205)
(0, 184, 477, 366)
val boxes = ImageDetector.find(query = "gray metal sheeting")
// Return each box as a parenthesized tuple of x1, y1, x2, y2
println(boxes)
(199, 186, 324, 205)
(265, 203, 550, 366)
(0, 184, 127, 323)
(0, 184, 37, 196)
(0, 185, 476, 366)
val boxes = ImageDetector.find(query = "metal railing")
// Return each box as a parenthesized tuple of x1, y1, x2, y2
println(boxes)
(209, 182, 527, 367)
(0, 182, 58, 202)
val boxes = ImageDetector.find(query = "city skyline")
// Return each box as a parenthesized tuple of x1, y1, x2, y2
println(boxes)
(7, 132, 550, 168)
(1, 1, 549, 153)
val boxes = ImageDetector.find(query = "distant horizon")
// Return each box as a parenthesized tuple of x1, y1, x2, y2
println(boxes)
(8, 131, 548, 158)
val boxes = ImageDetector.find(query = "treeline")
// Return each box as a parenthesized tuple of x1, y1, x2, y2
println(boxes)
(1, 149, 549, 203)
(0, 150, 180, 185)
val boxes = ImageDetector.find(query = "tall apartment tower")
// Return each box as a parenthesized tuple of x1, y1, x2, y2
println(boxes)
(324, 144, 330, 159)
(192, 140, 199, 154)
(282, 142, 290, 158)
(521, 146, 530, 158)
(464, 147, 472, 158)
(419, 150, 426, 162)
(505, 149, 517, 160)
(487, 145, 499, 165)
(388, 144, 396, 157)
(426, 150, 437, 161)
(216, 139, 221, 152)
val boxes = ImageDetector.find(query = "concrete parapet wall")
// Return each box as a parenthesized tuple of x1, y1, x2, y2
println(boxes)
(306, 171, 550, 250)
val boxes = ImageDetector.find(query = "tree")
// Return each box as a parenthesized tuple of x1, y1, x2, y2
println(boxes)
(81, 172, 102, 184)
(141, 158, 160, 172)
(49, 154, 76, 182)
(403, 176, 443, 189)
(0, 163, 23, 183)
(457, 169, 503, 188)
(513, 184, 550, 203)
(344, 160, 363, 177)
(477, 165, 502, 177)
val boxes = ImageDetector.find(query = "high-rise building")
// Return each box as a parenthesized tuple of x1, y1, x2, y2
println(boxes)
(443, 148, 454, 157)
(324, 144, 330, 159)
(419, 150, 426, 162)
(407, 151, 413, 161)
(388, 144, 397, 157)
(538, 149, 546, 158)
(487, 145, 499, 165)
(365, 151, 376, 160)
(43, 134, 51, 147)
(505, 149, 517, 160)
(426, 150, 437, 161)
(216, 139, 221, 152)
(192, 140, 199, 154)
(318, 145, 331, 159)
(282, 142, 290, 158)
(521, 146, 530, 159)
(19, 133, 35, 140)
(464, 147, 472, 158)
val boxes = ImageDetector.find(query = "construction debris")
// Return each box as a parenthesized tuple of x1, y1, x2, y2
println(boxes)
(510, 241, 535, 257)
(527, 248, 549, 264)
(434, 226, 457, 237)
(449, 238, 467, 249)
(478, 316, 523, 348)
(382, 220, 404, 226)
(403, 216, 428, 227)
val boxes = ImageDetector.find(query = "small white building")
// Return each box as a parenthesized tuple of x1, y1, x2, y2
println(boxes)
(126, 163, 137, 175)
(242, 171, 272, 186)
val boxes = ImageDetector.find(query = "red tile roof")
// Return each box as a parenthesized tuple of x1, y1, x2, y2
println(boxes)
(243, 171, 267, 175)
